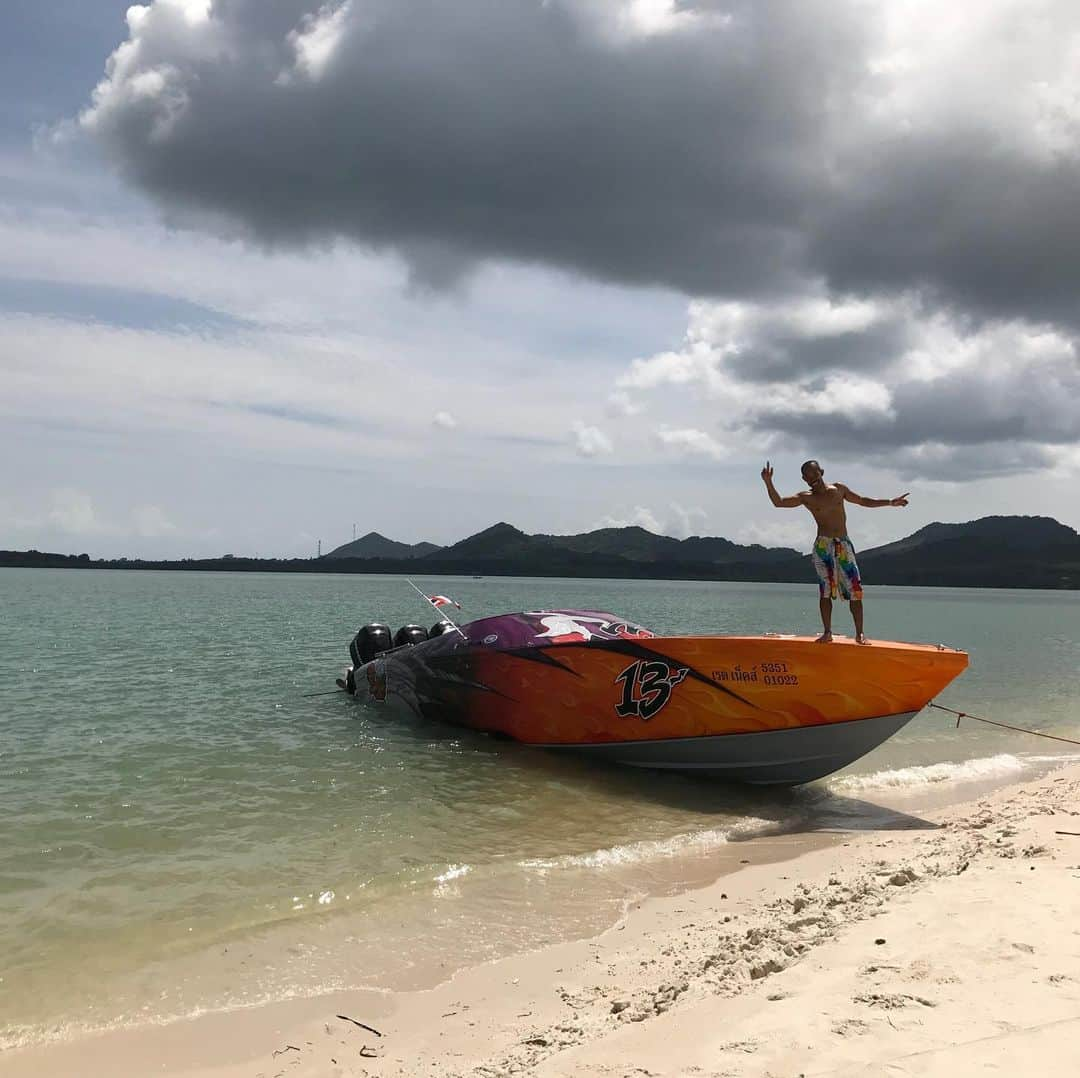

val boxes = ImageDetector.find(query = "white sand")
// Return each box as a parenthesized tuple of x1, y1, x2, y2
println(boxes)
(3, 764, 1079, 1077)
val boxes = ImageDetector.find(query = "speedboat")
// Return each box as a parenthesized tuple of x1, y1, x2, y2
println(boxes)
(336, 610, 968, 785)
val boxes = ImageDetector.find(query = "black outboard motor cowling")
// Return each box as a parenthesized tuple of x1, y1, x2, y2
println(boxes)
(393, 624, 428, 647)
(429, 620, 456, 638)
(351, 622, 392, 666)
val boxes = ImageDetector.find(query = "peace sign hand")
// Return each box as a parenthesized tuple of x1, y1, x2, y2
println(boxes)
(761, 461, 774, 482)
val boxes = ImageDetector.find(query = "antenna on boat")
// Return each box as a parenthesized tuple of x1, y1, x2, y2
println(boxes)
(406, 579, 468, 639)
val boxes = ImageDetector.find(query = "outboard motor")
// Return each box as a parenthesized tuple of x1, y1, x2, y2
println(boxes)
(393, 624, 429, 647)
(350, 622, 392, 667)
(429, 620, 456, 638)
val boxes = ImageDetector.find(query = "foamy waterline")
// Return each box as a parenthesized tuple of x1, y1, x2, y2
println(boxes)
(0, 975, 369, 1053)
(826, 752, 1078, 795)
(519, 816, 773, 873)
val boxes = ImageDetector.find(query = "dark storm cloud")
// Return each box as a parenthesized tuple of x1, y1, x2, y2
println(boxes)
(772, 439, 1058, 483)
(722, 315, 913, 383)
(80, 0, 1080, 324)
(81, 0, 867, 294)
(743, 332, 1080, 477)
(791, 439, 1058, 483)
(812, 139, 1080, 329)
(753, 344, 1080, 448)
(885, 443, 1059, 482)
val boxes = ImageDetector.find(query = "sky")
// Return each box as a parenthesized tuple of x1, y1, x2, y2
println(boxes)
(2, 0, 1080, 559)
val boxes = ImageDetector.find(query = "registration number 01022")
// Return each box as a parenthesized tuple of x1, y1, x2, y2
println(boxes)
(760, 661, 798, 686)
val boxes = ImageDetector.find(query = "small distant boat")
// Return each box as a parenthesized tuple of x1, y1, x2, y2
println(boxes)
(337, 610, 968, 785)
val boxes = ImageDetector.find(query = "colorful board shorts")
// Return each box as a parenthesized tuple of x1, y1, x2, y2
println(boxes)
(812, 536, 863, 601)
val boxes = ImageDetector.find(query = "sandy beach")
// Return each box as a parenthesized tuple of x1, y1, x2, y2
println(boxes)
(3, 763, 1079, 1078)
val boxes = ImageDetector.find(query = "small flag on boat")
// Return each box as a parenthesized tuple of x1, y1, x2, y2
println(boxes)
(428, 594, 462, 610)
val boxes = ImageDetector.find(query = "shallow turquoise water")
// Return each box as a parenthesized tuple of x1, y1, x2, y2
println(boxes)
(1, 569, 1078, 1044)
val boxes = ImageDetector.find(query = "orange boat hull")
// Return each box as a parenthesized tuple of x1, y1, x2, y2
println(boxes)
(463, 635, 967, 744)
(343, 612, 968, 784)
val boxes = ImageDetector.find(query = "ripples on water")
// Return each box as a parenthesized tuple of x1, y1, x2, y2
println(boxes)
(1, 569, 1077, 1045)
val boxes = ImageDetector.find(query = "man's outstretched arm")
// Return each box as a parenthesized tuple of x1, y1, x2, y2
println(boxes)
(761, 462, 804, 508)
(840, 484, 910, 508)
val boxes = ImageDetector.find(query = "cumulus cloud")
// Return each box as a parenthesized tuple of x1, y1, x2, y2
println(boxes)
(572, 421, 614, 457)
(133, 504, 177, 537)
(606, 390, 644, 418)
(667, 501, 708, 539)
(13, 489, 178, 540)
(734, 518, 812, 551)
(619, 297, 1080, 479)
(655, 426, 728, 460)
(48, 488, 104, 534)
(596, 505, 665, 534)
(432, 410, 458, 430)
(284, 0, 354, 82)
(620, 295, 913, 393)
(596, 502, 707, 539)
(76, 0, 1080, 327)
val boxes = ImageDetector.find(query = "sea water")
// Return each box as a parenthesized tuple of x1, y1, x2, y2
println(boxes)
(2, 568, 1078, 1047)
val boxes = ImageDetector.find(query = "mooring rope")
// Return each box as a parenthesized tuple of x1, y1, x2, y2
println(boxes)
(928, 701, 1080, 748)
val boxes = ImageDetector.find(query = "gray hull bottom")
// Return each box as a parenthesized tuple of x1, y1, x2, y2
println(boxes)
(542, 711, 919, 786)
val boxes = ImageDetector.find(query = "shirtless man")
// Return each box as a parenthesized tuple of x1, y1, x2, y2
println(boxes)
(761, 460, 909, 644)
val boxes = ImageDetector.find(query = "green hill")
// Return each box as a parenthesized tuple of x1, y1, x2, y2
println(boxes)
(324, 531, 441, 560)
(858, 515, 1080, 589)
(533, 526, 799, 564)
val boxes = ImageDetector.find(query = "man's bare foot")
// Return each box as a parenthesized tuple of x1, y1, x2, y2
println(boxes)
(855, 633, 871, 645)
(815, 631, 833, 643)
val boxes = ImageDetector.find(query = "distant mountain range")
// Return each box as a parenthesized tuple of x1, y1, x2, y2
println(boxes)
(4, 515, 1079, 589)
(325, 522, 803, 569)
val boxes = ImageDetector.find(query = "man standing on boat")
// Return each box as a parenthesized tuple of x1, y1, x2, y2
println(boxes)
(761, 460, 909, 645)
